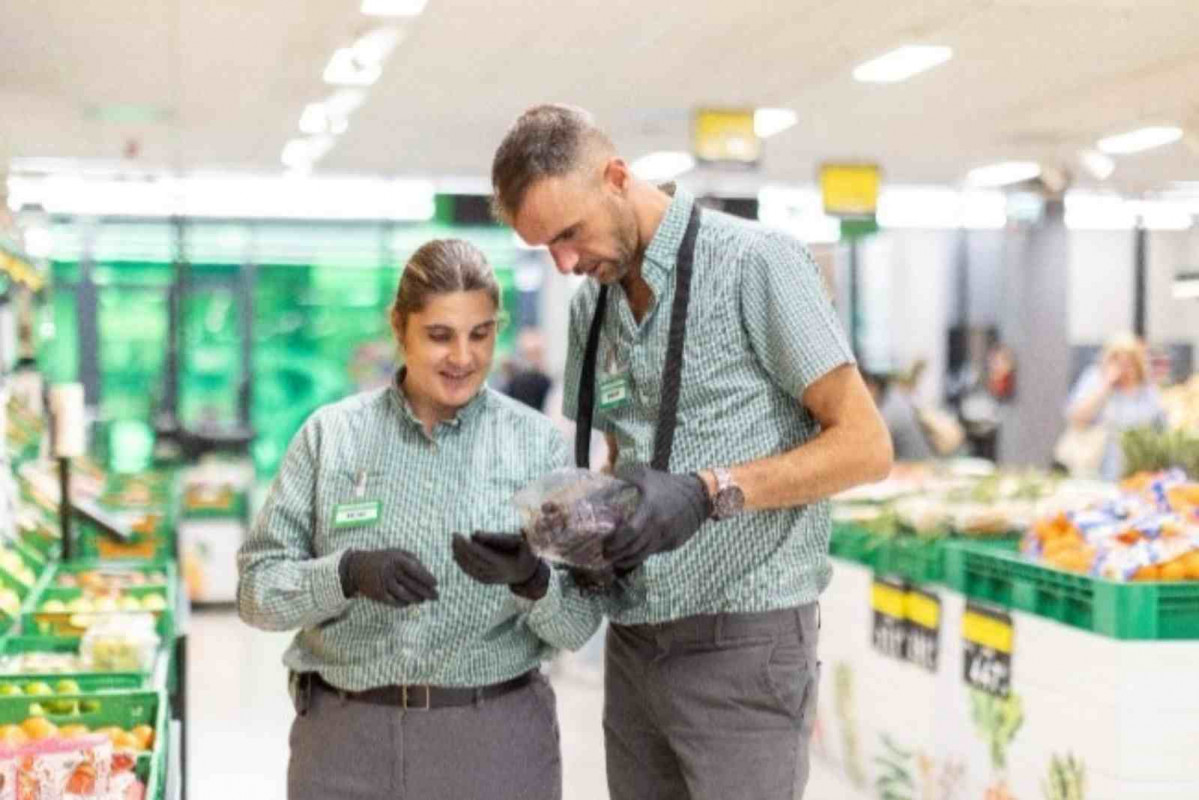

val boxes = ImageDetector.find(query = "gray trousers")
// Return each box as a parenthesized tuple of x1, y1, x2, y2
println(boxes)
(287, 673, 562, 800)
(604, 604, 821, 800)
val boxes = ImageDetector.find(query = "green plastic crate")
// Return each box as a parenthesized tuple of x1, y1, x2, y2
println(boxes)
(0, 689, 166, 798)
(0, 636, 158, 687)
(46, 561, 176, 595)
(0, 673, 144, 694)
(24, 585, 174, 641)
(874, 537, 946, 585)
(829, 523, 886, 569)
(944, 539, 1199, 640)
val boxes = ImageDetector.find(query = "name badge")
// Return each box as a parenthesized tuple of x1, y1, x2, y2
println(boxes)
(598, 372, 632, 412)
(333, 501, 382, 529)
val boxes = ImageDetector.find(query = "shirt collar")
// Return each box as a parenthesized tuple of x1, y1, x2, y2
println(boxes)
(641, 183, 695, 276)
(389, 367, 490, 434)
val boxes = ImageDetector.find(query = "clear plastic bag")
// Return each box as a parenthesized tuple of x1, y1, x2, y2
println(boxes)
(514, 468, 640, 587)
(80, 613, 160, 672)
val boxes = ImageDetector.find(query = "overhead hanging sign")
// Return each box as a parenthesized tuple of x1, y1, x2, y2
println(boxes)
(692, 109, 760, 166)
(0, 246, 43, 292)
(820, 164, 881, 217)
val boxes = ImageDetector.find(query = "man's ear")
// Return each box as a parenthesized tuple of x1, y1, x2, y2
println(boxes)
(602, 157, 631, 194)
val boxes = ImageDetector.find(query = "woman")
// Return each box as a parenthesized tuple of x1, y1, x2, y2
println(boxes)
(1064, 332, 1167, 481)
(237, 239, 602, 800)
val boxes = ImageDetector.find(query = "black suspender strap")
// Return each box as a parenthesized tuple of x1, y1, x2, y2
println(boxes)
(574, 203, 702, 472)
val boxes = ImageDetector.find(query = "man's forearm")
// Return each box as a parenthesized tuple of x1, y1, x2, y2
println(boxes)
(703, 421, 893, 513)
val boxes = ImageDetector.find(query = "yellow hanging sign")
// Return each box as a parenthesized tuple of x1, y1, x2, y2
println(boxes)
(819, 164, 881, 217)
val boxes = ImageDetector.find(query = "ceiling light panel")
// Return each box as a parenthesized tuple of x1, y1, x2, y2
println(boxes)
(853, 46, 952, 84)
(1097, 126, 1183, 155)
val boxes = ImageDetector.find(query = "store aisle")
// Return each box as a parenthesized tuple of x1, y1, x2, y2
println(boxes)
(188, 609, 859, 799)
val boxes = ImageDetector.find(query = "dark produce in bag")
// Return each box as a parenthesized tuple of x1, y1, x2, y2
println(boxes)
(514, 468, 640, 588)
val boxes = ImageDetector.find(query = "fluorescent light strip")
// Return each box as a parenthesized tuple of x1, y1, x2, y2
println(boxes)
(877, 187, 1006, 230)
(754, 108, 798, 139)
(7, 173, 436, 221)
(631, 151, 695, 182)
(1079, 149, 1116, 181)
(853, 46, 952, 84)
(966, 161, 1041, 187)
(323, 48, 382, 87)
(1097, 126, 1183, 155)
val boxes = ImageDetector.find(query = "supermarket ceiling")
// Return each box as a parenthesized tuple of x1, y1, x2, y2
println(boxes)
(1, 0, 1199, 194)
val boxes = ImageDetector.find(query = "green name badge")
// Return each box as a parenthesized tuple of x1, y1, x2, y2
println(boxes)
(598, 373, 632, 412)
(333, 500, 382, 529)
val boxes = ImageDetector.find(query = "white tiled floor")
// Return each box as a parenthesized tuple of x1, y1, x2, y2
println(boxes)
(187, 609, 860, 799)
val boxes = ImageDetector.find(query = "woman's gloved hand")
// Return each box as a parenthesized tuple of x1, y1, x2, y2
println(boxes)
(339, 549, 439, 607)
(452, 532, 550, 601)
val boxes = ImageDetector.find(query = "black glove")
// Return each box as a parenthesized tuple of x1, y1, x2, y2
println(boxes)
(339, 549, 439, 607)
(603, 464, 710, 572)
(452, 532, 550, 601)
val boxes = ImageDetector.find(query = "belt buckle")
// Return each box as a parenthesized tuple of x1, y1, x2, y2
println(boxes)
(401, 685, 431, 710)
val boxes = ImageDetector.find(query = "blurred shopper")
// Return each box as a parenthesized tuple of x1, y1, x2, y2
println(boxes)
(503, 327, 554, 412)
(1061, 332, 1167, 480)
(237, 239, 600, 800)
(863, 370, 934, 461)
(485, 104, 893, 800)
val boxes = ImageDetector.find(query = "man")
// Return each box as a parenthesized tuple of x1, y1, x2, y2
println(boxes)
(502, 328, 554, 412)
(490, 104, 893, 800)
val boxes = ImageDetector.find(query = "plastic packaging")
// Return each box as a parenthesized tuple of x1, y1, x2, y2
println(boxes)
(80, 616, 159, 673)
(513, 468, 640, 587)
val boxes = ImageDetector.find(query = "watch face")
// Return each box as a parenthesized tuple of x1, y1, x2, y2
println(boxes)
(715, 486, 745, 519)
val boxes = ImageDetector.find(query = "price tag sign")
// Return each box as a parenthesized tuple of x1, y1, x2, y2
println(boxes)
(904, 588, 941, 673)
(962, 603, 1014, 697)
(870, 578, 908, 660)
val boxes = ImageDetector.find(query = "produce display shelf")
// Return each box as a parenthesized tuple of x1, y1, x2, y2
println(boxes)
(0, 689, 167, 799)
(24, 584, 175, 641)
(0, 635, 161, 690)
(944, 539, 1199, 640)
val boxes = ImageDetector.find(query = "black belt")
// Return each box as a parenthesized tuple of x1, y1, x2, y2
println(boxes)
(309, 670, 535, 709)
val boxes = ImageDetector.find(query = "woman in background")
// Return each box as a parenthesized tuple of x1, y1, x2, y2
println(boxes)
(1065, 332, 1167, 481)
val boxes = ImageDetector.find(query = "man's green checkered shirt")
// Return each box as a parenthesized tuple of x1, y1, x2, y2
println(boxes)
(563, 187, 855, 625)
(238, 381, 602, 690)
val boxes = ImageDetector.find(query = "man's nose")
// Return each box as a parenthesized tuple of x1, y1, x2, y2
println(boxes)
(549, 243, 579, 275)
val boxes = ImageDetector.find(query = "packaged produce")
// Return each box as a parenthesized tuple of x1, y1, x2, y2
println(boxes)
(1022, 470, 1199, 580)
(513, 468, 640, 587)
(80, 615, 159, 673)
(15, 733, 112, 798)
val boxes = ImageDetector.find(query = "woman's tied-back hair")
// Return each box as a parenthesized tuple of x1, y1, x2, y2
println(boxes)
(390, 239, 501, 337)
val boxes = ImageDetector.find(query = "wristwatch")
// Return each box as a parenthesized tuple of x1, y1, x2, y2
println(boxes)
(708, 467, 745, 520)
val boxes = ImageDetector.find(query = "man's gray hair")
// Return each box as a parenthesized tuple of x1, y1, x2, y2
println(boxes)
(491, 104, 614, 225)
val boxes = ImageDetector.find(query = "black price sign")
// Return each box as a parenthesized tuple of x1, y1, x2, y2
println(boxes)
(904, 588, 941, 673)
(870, 578, 909, 661)
(962, 603, 1013, 697)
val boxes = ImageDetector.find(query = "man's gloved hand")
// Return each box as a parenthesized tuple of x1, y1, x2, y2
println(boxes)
(452, 532, 550, 601)
(603, 464, 710, 572)
(339, 549, 439, 607)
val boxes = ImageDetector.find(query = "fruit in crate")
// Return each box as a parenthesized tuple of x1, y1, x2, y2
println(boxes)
(0, 548, 36, 587)
(0, 724, 28, 745)
(23, 682, 53, 697)
(41, 599, 67, 614)
(55, 680, 81, 695)
(28, 721, 155, 753)
(20, 717, 58, 741)
(0, 588, 21, 619)
(139, 594, 167, 612)
(0, 683, 23, 697)
(118, 597, 142, 613)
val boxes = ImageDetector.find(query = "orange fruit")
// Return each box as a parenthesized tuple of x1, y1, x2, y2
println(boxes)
(20, 717, 58, 741)
(1180, 551, 1199, 580)
(0, 724, 28, 745)
(130, 724, 155, 751)
(1133, 565, 1161, 582)
(1160, 560, 1186, 581)
(111, 731, 140, 751)
(93, 726, 124, 746)
(58, 724, 91, 739)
